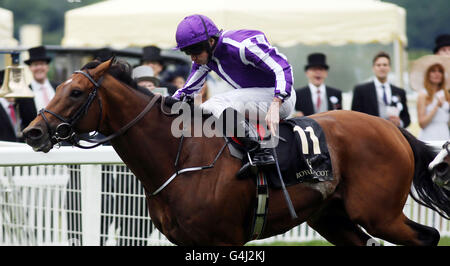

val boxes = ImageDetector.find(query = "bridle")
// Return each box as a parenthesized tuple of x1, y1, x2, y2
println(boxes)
(39, 69, 161, 149)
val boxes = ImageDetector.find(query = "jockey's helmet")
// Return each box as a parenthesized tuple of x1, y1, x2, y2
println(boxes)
(174, 14, 220, 54)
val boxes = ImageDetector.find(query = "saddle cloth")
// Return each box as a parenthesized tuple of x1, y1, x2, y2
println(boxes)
(228, 117, 334, 189)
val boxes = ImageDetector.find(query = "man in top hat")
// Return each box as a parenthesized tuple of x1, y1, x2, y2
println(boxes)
(15, 46, 58, 131)
(141, 45, 177, 95)
(351, 51, 410, 128)
(294, 53, 342, 116)
(434, 34, 450, 57)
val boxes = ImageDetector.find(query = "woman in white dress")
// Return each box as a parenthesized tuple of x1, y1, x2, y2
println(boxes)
(417, 62, 449, 141)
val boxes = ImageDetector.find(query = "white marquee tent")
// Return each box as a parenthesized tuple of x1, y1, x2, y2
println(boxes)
(63, 0, 407, 88)
(0, 7, 18, 47)
(63, 0, 406, 48)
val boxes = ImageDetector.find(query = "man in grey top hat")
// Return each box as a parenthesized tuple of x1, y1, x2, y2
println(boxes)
(132, 65, 161, 92)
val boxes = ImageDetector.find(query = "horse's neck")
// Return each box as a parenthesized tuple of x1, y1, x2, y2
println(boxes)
(101, 88, 177, 194)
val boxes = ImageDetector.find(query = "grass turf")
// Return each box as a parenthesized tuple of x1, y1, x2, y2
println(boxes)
(248, 236, 450, 246)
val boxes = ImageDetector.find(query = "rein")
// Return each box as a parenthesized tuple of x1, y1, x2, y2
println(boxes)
(151, 141, 227, 196)
(41, 69, 227, 196)
(39, 69, 162, 149)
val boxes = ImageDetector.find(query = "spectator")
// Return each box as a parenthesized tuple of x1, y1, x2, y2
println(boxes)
(294, 53, 342, 116)
(13, 46, 58, 132)
(0, 69, 20, 142)
(132, 65, 160, 92)
(170, 74, 186, 90)
(434, 34, 450, 57)
(412, 56, 450, 141)
(141, 45, 177, 94)
(23, 46, 57, 112)
(351, 51, 410, 128)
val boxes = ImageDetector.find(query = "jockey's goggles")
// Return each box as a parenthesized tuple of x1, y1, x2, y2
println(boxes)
(181, 42, 208, 56)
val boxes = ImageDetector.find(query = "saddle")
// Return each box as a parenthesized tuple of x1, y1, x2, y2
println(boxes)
(227, 116, 334, 189)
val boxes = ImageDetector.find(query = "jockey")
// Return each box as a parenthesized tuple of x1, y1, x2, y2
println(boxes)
(172, 14, 296, 171)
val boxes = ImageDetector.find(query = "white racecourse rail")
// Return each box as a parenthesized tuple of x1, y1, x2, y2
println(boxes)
(0, 141, 448, 246)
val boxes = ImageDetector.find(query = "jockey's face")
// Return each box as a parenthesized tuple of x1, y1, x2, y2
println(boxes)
(190, 51, 209, 65)
(183, 38, 216, 65)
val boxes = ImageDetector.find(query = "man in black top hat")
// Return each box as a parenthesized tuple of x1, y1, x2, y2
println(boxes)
(16, 46, 58, 130)
(434, 34, 450, 57)
(294, 53, 342, 116)
(141, 45, 177, 95)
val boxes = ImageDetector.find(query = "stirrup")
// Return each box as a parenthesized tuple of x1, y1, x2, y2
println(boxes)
(236, 153, 259, 179)
(252, 149, 275, 166)
(236, 150, 275, 179)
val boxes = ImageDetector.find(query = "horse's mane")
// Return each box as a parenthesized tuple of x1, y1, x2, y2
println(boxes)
(80, 60, 207, 118)
(81, 60, 154, 97)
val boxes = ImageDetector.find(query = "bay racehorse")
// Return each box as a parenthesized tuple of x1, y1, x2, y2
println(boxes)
(23, 59, 450, 245)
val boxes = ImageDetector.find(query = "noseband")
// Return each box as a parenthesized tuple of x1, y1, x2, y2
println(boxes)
(39, 69, 161, 149)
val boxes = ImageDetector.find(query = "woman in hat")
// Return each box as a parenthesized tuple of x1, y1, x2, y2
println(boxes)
(415, 58, 450, 141)
(172, 14, 296, 170)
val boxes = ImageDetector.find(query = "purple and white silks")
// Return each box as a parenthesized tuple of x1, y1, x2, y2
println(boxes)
(173, 29, 294, 102)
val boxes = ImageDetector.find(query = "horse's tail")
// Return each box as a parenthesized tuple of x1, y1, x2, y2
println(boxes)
(399, 127, 450, 219)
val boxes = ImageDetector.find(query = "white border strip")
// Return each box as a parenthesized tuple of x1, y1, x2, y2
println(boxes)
(0, 145, 123, 165)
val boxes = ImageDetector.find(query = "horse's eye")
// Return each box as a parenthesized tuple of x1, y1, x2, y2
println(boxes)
(70, 90, 83, 98)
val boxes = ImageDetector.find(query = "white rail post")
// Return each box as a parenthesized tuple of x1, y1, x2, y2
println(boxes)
(80, 165, 102, 246)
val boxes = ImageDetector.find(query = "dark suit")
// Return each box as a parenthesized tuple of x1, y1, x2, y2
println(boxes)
(0, 105, 18, 142)
(351, 81, 410, 128)
(0, 99, 38, 143)
(295, 85, 342, 116)
(15, 81, 59, 131)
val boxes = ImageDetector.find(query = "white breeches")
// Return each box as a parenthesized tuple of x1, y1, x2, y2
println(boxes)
(200, 87, 296, 120)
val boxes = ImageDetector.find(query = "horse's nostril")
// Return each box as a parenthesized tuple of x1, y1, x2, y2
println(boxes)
(25, 127, 44, 140)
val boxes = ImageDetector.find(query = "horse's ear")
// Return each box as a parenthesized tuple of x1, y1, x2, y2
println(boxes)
(93, 58, 114, 79)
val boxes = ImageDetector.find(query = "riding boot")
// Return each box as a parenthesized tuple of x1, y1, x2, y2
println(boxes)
(235, 120, 276, 179)
(218, 108, 275, 178)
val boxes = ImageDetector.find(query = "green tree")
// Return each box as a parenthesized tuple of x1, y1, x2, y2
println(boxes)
(383, 0, 449, 52)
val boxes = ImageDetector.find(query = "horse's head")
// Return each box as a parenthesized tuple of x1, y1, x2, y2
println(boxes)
(429, 141, 450, 191)
(23, 59, 113, 152)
